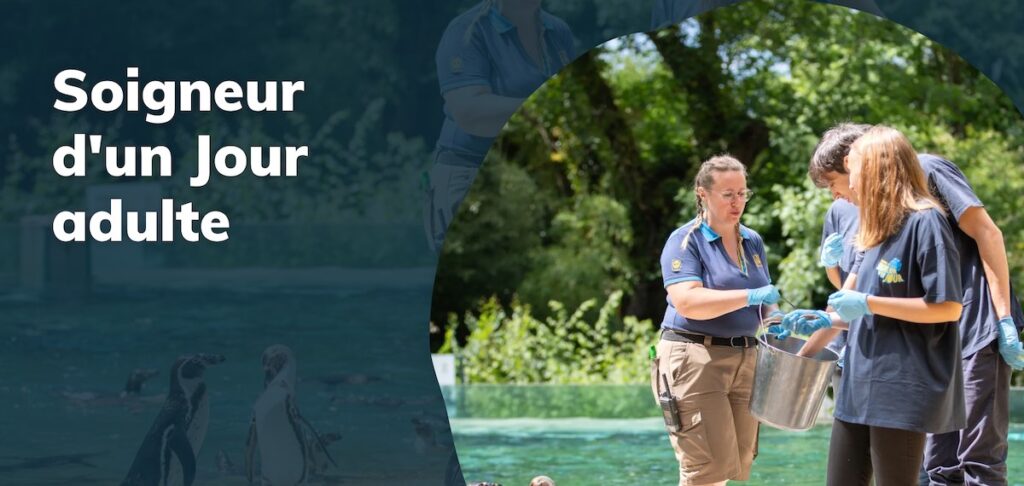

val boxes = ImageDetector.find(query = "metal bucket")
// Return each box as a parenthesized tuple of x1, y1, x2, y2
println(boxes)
(749, 334, 839, 431)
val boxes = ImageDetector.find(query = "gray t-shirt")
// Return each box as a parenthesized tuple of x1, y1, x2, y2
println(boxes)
(835, 208, 965, 433)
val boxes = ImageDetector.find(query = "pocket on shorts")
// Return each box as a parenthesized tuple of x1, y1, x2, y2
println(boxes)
(675, 408, 712, 468)
(667, 342, 692, 383)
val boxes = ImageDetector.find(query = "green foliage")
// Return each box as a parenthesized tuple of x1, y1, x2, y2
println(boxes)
(454, 384, 658, 419)
(443, 291, 657, 384)
(771, 178, 835, 308)
(519, 195, 636, 315)
(432, 156, 548, 322)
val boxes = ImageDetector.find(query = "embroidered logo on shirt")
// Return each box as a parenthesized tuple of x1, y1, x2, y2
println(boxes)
(876, 258, 904, 284)
(671, 259, 682, 272)
(450, 56, 464, 74)
(753, 254, 763, 268)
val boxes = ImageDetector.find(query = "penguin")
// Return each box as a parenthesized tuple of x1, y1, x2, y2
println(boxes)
(529, 476, 556, 486)
(62, 368, 162, 408)
(121, 353, 224, 486)
(123, 368, 161, 396)
(245, 345, 338, 485)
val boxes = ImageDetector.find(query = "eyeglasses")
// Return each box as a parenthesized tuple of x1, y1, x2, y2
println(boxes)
(713, 190, 755, 202)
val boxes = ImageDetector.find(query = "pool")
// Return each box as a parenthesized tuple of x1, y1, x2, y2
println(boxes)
(0, 287, 456, 484)
(450, 386, 1024, 486)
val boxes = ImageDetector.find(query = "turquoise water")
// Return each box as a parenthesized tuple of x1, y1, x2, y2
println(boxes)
(448, 385, 1024, 485)
(0, 288, 455, 484)
(454, 418, 1024, 486)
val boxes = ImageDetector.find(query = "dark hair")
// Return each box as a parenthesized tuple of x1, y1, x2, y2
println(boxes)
(808, 123, 872, 188)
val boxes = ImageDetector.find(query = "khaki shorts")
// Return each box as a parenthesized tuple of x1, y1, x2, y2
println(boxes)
(651, 338, 759, 486)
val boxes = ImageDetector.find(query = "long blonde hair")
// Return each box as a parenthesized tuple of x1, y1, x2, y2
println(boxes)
(679, 155, 748, 252)
(850, 126, 942, 249)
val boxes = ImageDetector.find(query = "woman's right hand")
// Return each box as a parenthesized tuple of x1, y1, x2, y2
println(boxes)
(747, 285, 780, 306)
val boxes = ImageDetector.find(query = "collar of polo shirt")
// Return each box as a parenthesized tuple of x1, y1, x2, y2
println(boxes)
(699, 222, 751, 242)
(488, 6, 558, 33)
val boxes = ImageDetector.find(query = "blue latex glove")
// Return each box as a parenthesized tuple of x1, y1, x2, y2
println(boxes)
(997, 317, 1024, 370)
(764, 310, 789, 339)
(747, 285, 780, 306)
(781, 309, 832, 336)
(819, 232, 844, 268)
(827, 290, 871, 322)
(766, 324, 790, 340)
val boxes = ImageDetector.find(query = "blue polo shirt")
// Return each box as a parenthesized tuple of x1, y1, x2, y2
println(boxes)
(918, 154, 1024, 357)
(660, 220, 772, 337)
(835, 207, 965, 434)
(434, 4, 576, 167)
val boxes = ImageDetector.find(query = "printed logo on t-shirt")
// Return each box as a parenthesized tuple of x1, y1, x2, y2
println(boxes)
(671, 259, 682, 272)
(876, 258, 904, 284)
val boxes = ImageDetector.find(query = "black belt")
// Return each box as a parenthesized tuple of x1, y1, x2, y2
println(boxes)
(661, 329, 758, 348)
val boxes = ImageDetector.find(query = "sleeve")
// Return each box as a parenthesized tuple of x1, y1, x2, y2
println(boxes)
(850, 250, 865, 275)
(820, 204, 837, 247)
(917, 213, 963, 303)
(435, 17, 493, 95)
(921, 154, 983, 222)
(662, 229, 704, 287)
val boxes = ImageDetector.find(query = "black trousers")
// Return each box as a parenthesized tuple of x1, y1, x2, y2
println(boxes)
(827, 418, 926, 486)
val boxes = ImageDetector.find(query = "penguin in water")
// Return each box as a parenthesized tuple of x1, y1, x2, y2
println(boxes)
(245, 345, 338, 485)
(121, 353, 225, 486)
(62, 368, 162, 408)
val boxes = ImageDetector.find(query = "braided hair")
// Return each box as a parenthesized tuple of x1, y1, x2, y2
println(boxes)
(678, 155, 749, 270)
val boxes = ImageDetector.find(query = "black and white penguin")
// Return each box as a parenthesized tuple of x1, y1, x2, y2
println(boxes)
(245, 345, 338, 485)
(121, 353, 225, 486)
